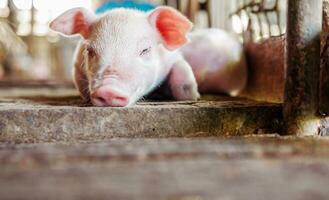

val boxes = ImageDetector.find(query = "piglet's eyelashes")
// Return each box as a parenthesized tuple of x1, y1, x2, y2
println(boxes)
(139, 47, 151, 56)
(87, 46, 151, 58)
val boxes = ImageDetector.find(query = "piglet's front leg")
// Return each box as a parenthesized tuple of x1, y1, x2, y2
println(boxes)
(168, 59, 200, 101)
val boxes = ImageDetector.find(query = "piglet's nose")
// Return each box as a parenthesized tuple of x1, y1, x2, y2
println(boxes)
(91, 86, 129, 107)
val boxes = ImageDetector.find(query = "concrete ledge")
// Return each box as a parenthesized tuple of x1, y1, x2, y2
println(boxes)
(0, 94, 282, 142)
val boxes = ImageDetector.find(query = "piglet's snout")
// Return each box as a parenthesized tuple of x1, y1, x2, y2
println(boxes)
(91, 86, 129, 107)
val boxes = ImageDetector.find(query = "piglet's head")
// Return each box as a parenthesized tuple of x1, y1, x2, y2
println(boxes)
(50, 6, 192, 107)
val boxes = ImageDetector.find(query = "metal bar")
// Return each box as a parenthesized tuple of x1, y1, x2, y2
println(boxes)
(164, 0, 178, 9)
(320, 0, 329, 116)
(284, 0, 323, 135)
(186, 0, 199, 24)
(205, 0, 212, 27)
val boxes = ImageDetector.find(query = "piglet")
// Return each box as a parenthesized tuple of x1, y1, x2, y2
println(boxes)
(50, 6, 247, 107)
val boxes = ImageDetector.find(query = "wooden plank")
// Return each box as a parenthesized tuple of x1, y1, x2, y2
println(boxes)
(2, 137, 329, 200)
(284, 0, 323, 135)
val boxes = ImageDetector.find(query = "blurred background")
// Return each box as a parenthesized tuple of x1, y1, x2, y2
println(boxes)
(0, 0, 286, 87)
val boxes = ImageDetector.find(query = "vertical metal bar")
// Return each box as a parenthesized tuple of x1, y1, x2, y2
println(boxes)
(284, 0, 323, 135)
(164, 0, 178, 9)
(320, 0, 329, 116)
(186, 0, 199, 24)
(206, 0, 212, 27)
(177, 0, 181, 11)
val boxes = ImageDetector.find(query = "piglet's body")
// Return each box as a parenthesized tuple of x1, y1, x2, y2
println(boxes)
(50, 7, 247, 107)
(182, 29, 247, 96)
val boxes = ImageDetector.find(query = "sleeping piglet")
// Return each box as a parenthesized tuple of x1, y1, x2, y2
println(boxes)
(50, 6, 247, 107)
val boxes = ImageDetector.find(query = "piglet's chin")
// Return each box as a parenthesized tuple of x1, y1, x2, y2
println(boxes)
(90, 86, 130, 107)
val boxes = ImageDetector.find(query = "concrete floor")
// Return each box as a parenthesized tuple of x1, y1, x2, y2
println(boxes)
(0, 88, 328, 200)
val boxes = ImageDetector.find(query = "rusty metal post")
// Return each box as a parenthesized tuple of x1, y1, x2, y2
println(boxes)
(284, 0, 323, 135)
(320, 0, 329, 116)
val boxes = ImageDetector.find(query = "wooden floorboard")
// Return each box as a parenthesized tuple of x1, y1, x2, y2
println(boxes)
(1, 137, 329, 200)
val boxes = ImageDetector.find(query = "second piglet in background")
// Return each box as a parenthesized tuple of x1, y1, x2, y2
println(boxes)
(50, 6, 247, 107)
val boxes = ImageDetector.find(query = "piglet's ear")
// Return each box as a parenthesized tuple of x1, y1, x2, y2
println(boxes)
(148, 6, 193, 51)
(50, 7, 96, 39)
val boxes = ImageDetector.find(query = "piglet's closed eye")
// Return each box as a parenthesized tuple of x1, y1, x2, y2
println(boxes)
(148, 6, 193, 51)
(49, 7, 96, 39)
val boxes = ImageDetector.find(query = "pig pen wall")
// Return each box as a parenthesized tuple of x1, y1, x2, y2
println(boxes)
(218, 0, 287, 103)
(233, 0, 329, 110)
(220, 0, 329, 135)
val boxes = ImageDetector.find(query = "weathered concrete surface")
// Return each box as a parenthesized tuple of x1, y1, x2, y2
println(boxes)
(1, 137, 329, 200)
(0, 86, 78, 98)
(0, 94, 282, 142)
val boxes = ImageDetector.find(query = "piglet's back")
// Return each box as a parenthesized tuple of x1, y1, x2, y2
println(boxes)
(181, 29, 247, 96)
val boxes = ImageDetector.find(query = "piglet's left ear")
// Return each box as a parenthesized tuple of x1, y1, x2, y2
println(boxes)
(50, 7, 96, 39)
(148, 6, 193, 51)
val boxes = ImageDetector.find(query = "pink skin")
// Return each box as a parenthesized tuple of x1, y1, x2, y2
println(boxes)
(181, 29, 247, 96)
(50, 7, 246, 107)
